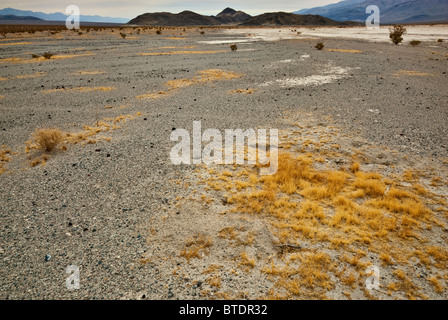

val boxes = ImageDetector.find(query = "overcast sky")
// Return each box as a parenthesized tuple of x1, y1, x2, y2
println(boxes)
(1, 0, 342, 19)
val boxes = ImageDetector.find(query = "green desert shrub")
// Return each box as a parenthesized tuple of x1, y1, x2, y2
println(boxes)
(389, 25, 407, 45)
(315, 42, 324, 50)
(42, 52, 54, 59)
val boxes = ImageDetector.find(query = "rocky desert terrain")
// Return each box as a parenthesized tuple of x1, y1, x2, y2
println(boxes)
(0, 25, 447, 300)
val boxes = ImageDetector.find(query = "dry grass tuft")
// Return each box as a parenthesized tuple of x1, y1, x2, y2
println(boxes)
(180, 233, 213, 262)
(239, 252, 256, 270)
(230, 88, 256, 95)
(350, 162, 360, 173)
(32, 128, 64, 152)
(0, 147, 12, 174)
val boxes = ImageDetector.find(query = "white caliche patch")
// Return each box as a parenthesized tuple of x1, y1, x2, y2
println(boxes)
(222, 28, 312, 42)
(198, 38, 254, 44)
(261, 61, 355, 88)
(266, 54, 311, 69)
(223, 26, 448, 43)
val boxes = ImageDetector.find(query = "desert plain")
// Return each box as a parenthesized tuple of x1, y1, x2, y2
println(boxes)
(0, 25, 447, 300)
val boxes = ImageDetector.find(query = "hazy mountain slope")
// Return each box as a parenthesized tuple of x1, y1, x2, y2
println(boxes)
(240, 12, 360, 26)
(294, 0, 448, 23)
(0, 7, 128, 23)
(0, 14, 43, 21)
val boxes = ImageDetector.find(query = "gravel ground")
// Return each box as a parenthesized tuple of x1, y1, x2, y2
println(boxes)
(0, 27, 447, 299)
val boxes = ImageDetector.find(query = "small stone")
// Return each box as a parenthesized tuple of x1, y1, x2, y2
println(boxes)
(65, 233, 72, 237)
(45, 254, 51, 262)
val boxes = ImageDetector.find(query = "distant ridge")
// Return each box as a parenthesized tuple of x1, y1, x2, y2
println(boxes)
(128, 7, 358, 26)
(241, 12, 360, 26)
(0, 7, 128, 23)
(0, 14, 43, 21)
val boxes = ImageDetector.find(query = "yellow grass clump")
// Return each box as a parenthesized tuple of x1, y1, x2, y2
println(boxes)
(137, 69, 243, 100)
(239, 252, 256, 269)
(0, 147, 12, 175)
(42, 86, 115, 94)
(327, 49, 362, 53)
(139, 50, 225, 56)
(180, 233, 213, 262)
(230, 89, 257, 95)
(32, 128, 64, 152)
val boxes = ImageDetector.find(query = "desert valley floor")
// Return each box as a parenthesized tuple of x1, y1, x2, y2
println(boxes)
(0, 26, 447, 299)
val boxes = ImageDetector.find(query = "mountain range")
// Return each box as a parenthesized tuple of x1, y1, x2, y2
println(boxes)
(0, 14, 43, 21)
(2, 2, 447, 26)
(0, 7, 129, 23)
(128, 7, 359, 26)
(295, 0, 448, 24)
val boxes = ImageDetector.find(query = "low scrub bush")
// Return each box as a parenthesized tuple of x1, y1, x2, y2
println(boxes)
(315, 42, 324, 50)
(389, 25, 407, 45)
(42, 52, 54, 59)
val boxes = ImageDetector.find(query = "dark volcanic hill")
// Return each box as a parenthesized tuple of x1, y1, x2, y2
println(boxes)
(216, 7, 252, 24)
(0, 14, 43, 21)
(128, 10, 221, 26)
(240, 12, 360, 26)
(128, 8, 359, 26)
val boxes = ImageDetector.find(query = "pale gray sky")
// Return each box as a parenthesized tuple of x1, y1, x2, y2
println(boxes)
(1, 0, 342, 19)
